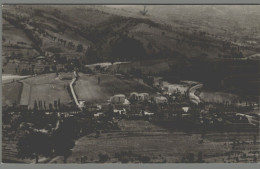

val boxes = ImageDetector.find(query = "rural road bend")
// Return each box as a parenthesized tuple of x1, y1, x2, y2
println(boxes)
(70, 78, 80, 107)
(188, 83, 203, 105)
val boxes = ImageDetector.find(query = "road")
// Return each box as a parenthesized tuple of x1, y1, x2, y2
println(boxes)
(188, 83, 203, 105)
(70, 77, 80, 107)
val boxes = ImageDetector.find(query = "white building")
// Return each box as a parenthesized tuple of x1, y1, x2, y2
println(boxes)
(154, 96, 168, 104)
(129, 92, 149, 101)
(110, 94, 126, 104)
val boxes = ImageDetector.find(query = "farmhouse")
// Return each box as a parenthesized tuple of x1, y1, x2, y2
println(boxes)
(33, 63, 48, 74)
(94, 112, 104, 118)
(166, 84, 188, 95)
(110, 94, 126, 104)
(78, 100, 86, 109)
(154, 96, 168, 104)
(113, 108, 126, 115)
(129, 92, 149, 101)
(87, 104, 102, 112)
(141, 111, 154, 116)
(182, 107, 190, 113)
(36, 56, 46, 64)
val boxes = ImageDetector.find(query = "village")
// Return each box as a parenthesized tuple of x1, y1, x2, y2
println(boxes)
(2, 4, 260, 164)
(2, 63, 260, 163)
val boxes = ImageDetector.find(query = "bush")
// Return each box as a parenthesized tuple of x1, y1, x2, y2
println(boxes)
(98, 153, 109, 163)
(138, 155, 151, 163)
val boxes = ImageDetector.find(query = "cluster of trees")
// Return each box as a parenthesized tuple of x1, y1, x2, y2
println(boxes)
(33, 99, 61, 111)
(17, 117, 76, 163)
(14, 107, 120, 163)
(181, 152, 204, 163)
(84, 34, 147, 64)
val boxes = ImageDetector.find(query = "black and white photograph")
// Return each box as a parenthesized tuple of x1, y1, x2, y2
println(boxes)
(1, 4, 260, 163)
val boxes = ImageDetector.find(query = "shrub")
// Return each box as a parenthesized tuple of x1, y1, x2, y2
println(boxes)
(98, 153, 109, 163)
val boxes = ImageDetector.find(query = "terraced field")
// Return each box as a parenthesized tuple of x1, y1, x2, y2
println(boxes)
(48, 120, 259, 163)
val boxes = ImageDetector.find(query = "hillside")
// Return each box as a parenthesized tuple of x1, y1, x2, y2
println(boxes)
(3, 5, 259, 65)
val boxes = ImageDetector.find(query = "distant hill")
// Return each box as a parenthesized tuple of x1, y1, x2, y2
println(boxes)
(2, 5, 260, 64)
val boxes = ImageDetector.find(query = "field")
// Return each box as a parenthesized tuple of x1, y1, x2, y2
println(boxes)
(48, 120, 259, 163)
(2, 82, 23, 107)
(74, 73, 154, 104)
(19, 73, 72, 109)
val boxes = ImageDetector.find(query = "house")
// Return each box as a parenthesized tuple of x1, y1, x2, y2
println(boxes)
(36, 56, 46, 64)
(141, 111, 154, 116)
(182, 107, 190, 113)
(166, 84, 188, 95)
(110, 94, 126, 104)
(129, 92, 149, 101)
(113, 108, 126, 115)
(79, 100, 86, 109)
(33, 63, 48, 74)
(94, 112, 104, 118)
(86, 104, 102, 112)
(154, 96, 168, 104)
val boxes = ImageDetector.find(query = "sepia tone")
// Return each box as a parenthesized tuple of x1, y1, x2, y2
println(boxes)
(2, 5, 260, 163)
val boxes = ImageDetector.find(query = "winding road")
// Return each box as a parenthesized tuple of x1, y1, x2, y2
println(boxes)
(188, 83, 203, 105)
(70, 77, 80, 107)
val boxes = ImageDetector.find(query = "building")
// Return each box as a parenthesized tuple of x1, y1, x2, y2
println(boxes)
(182, 107, 190, 113)
(36, 56, 46, 64)
(129, 92, 149, 101)
(110, 94, 126, 104)
(154, 96, 168, 104)
(79, 100, 86, 109)
(166, 84, 188, 95)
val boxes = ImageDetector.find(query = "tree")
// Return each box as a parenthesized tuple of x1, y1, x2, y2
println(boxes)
(58, 99, 61, 110)
(34, 100, 38, 110)
(98, 153, 109, 163)
(54, 100, 57, 110)
(76, 44, 83, 52)
(188, 153, 195, 163)
(17, 132, 52, 163)
(197, 152, 204, 163)
(43, 101, 46, 110)
(110, 36, 146, 62)
(49, 103, 53, 111)
(140, 5, 148, 16)
(52, 119, 76, 163)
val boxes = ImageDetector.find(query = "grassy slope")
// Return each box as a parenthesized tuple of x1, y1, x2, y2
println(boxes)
(4, 5, 258, 63)
(74, 73, 154, 104)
